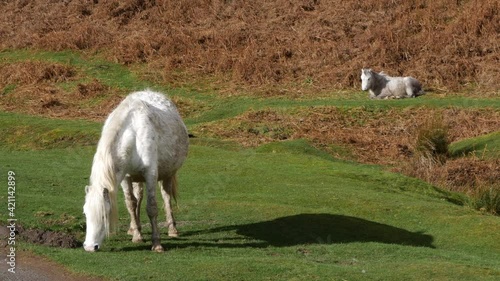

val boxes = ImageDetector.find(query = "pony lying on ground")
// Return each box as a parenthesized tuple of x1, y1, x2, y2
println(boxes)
(361, 68, 424, 99)
(83, 90, 189, 252)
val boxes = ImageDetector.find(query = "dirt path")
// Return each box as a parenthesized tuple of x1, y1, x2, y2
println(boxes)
(0, 226, 105, 281)
(1, 251, 105, 281)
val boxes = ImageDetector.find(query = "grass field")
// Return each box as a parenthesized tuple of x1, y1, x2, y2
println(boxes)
(0, 50, 499, 280)
(1, 132, 499, 280)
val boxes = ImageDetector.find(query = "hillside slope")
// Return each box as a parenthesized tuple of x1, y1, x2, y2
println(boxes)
(1, 0, 499, 92)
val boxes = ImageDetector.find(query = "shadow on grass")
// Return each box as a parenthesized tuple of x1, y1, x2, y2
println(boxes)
(120, 213, 434, 251)
(233, 213, 434, 247)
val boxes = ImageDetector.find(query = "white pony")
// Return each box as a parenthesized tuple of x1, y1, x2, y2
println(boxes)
(83, 90, 189, 252)
(361, 68, 424, 99)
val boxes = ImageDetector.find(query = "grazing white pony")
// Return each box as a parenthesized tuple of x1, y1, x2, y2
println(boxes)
(361, 68, 424, 99)
(83, 90, 189, 252)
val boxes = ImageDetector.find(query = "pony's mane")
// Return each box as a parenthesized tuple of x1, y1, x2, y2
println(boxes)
(363, 68, 388, 78)
(371, 70, 390, 84)
(378, 71, 389, 77)
(88, 99, 133, 234)
(85, 187, 110, 236)
(89, 145, 117, 235)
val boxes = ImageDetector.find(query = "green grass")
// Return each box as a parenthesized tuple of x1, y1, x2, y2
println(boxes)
(450, 131, 500, 159)
(1, 139, 499, 280)
(0, 50, 499, 280)
(0, 111, 100, 150)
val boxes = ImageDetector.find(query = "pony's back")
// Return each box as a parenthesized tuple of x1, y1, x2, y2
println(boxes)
(103, 90, 189, 177)
(126, 90, 176, 112)
(102, 90, 185, 140)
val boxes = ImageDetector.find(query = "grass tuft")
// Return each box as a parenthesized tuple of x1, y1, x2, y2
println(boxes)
(471, 186, 500, 215)
(415, 115, 450, 165)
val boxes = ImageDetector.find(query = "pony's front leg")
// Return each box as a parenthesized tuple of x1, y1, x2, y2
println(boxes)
(161, 176, 178, 237)
(377, 88, 392, 99)
(145, 176, 164, 252)
(121, 178, 144, 243)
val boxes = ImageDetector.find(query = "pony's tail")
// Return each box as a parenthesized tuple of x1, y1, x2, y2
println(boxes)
(108, 190, 118, 235)
(171, 174, 178, 203)
(162, 174, 178, 203)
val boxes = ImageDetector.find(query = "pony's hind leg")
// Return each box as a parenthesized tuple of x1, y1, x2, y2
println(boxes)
(145, 174, 164, 252)
(405, 85, 415, 98)
(121, 177, 144, 243)
(161, 176, 178, 237)
(132, 182, 144, 239)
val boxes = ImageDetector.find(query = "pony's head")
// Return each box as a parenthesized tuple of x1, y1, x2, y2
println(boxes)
(360, 68, 373, 91)
(83, 185, 111, 252)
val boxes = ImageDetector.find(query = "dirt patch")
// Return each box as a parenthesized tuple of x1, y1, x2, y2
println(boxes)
(1, 225, 100, 281)
(1, 224, 79, 249)
(15, 225, 80, 249)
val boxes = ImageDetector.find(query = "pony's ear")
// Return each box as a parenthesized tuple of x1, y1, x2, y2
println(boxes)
(103, 188, 110, 203)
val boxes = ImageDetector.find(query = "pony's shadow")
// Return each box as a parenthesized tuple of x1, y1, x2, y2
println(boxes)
(232, 213, 434, 247)
(120, 213, 434, 251)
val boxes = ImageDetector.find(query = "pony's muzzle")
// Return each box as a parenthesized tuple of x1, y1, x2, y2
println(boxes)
(83, 243, 100, 252)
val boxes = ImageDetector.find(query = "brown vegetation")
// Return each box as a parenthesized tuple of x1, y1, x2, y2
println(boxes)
(1, 0, 499, 93)
(0, 61, 76, 85)
(195, 106, 498, 164)
(0, 61, 123, 119)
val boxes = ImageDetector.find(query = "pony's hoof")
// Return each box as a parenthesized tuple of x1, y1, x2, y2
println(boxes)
(168, 231, 179, 238)
(132, 237, 144, 243)
(152, 245, 164, 252)
(127, 228, 141, 236)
